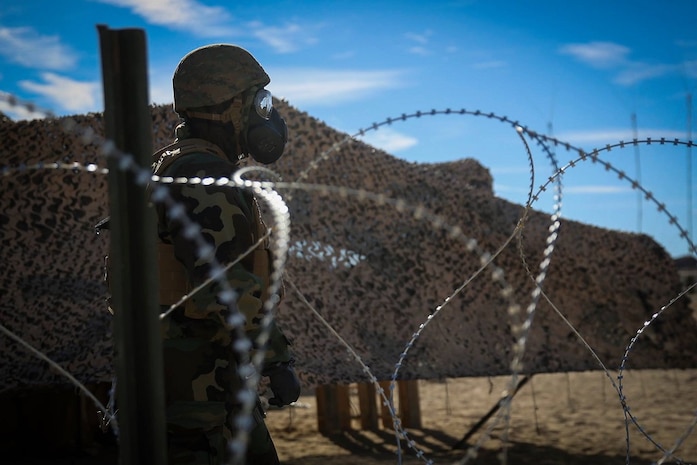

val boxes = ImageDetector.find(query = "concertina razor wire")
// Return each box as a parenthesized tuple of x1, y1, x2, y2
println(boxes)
(1, 91, 696, 465)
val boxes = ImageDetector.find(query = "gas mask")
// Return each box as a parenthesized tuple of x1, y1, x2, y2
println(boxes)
(243, 88, 288, 164)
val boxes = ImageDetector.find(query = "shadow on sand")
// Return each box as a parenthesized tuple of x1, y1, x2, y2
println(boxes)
(282, 427, 680, 465)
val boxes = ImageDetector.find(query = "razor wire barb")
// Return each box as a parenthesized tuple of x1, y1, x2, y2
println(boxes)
(1, 93, 696, 464)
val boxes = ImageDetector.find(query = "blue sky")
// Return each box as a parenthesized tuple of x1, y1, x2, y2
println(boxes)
(1, 0, 696, 257)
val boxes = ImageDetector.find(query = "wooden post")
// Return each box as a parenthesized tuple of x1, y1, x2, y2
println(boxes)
(98, 25, 166, 465)
(397, 379, 422, 428)
(356, 382, 378, 430)
(315, 384, 351, 435)
(378, 380, 393, 429)
(378, 380, 422, 430)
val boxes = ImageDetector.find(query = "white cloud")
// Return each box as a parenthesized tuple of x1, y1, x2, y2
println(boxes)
(0, 27, 77, 70)
(408, 46, 430, 56)
(267, 68, 406, 107)
(559, 41, 630, 69)
(356, 127, 418, 153)
(0, 93, 49, 120)
(405, 30, 432, 55)
(405, 31, 431, 45)
(249, 21, 317, 54)
(5, 69, 170, 119)
(559, 40, 681, 86)
(97, 1, 322, 51)
(94, 0, 236, 37)
(19, 73, 101, 113)
(613, 62, 676, 86)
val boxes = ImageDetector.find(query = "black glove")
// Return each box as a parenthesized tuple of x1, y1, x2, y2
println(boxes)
(263, 359, 301, 407)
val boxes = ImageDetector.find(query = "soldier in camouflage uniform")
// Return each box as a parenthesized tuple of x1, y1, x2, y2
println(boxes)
(153, 44, 299, 465)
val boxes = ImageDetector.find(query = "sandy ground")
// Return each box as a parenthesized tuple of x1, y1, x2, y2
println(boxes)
(4, 369, 695, 465)
(265, 369, 697, 465)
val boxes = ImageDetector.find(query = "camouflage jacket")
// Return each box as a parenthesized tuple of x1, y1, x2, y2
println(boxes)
(153, 137, 291, 365)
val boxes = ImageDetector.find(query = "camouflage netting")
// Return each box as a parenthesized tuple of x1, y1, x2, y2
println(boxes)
(1, 101, 696, 392)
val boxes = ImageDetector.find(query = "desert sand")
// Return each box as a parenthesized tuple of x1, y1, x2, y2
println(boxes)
(265, 369, 697, 465)
(3, 369, 695, 465)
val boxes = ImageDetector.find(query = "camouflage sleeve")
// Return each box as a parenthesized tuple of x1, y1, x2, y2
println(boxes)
(160, 152, 290, 364)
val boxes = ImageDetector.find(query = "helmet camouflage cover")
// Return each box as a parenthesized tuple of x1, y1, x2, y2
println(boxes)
(173, 44, 271, 113)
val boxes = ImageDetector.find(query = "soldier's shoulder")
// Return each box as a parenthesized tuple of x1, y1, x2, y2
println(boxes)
(154, 138, 230, 176)
(165, 151, 230, 176)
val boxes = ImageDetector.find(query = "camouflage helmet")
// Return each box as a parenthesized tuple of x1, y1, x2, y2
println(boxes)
(173, 44, 270, 114)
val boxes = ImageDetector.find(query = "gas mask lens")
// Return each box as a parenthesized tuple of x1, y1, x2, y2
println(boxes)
(254, 89, 273, 120)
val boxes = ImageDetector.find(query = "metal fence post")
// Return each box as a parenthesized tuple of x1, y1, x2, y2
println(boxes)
(97, 25, 166, 465)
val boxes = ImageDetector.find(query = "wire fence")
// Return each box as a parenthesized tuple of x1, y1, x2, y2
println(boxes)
(1, 87, 696, 465)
